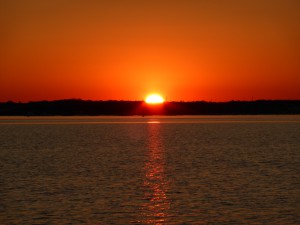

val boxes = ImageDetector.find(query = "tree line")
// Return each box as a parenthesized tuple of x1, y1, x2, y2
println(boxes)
(0, 99, 300, 116)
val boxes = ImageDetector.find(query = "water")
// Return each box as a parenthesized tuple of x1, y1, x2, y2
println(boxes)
(0, 116, 299, 224)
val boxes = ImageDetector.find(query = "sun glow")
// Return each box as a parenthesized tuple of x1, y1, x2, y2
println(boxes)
(145, 94, 165, 104)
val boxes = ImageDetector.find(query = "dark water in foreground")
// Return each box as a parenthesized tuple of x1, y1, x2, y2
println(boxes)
(0, 116, 299, 224)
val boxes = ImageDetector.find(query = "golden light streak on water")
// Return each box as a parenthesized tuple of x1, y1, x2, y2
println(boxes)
(139, 123, 170, 224)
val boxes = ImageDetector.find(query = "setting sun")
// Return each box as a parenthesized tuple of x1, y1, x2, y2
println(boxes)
(145, 94, 165, 104)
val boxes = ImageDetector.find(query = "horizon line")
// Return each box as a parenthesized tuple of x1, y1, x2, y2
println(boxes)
(2, 98, 300, 104)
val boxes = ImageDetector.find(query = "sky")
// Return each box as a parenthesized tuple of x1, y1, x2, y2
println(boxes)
(1, 0, 299, 102)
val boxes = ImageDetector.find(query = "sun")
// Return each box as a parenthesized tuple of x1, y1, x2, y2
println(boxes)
(145, 94, 165, 104)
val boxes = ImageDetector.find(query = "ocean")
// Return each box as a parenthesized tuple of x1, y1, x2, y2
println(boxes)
(0, 116, 299, 224)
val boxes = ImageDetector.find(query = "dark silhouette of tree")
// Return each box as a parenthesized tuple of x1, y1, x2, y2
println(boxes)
(0, 99, 299, 116)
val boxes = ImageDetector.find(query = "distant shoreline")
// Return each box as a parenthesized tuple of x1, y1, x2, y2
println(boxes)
(1, 99, 300, 116)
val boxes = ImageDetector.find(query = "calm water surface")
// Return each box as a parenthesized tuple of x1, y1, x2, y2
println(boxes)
(0, 116, 299, 224)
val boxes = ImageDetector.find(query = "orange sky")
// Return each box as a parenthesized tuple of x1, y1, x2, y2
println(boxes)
(1, 0, 299, 102)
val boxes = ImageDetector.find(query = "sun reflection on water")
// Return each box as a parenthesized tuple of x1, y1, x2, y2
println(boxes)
(140, 123, 170, 224)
